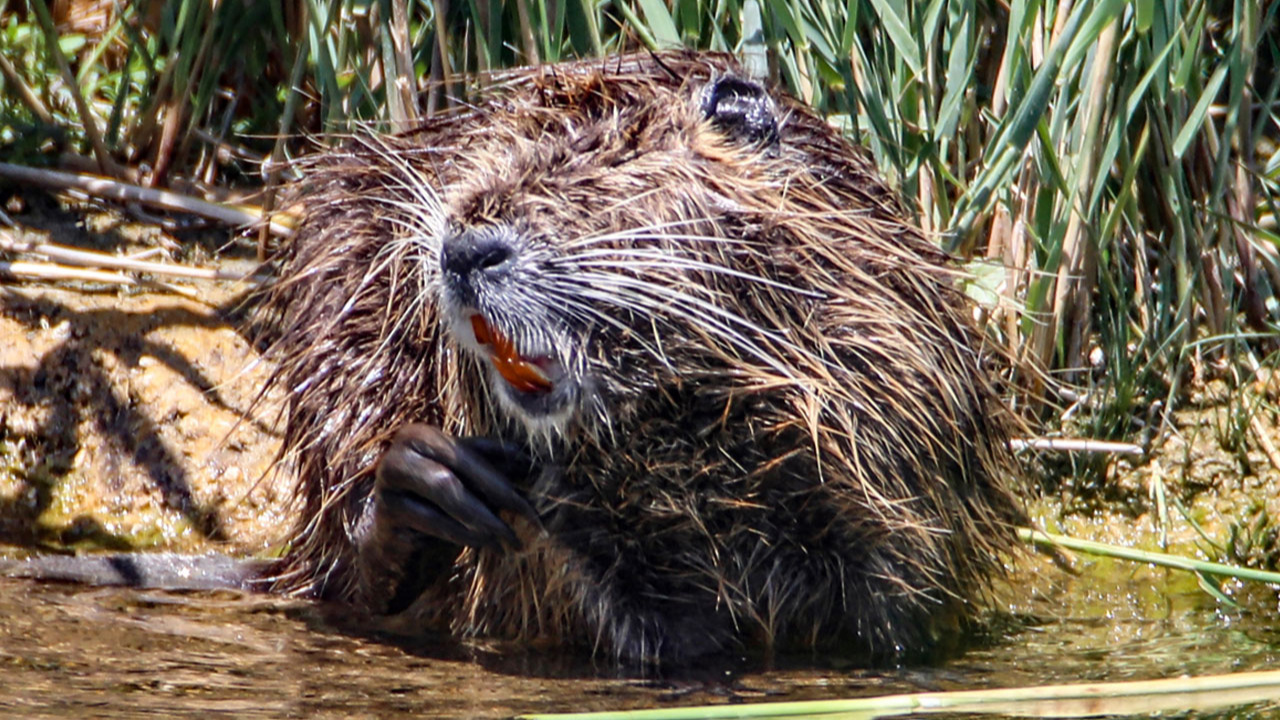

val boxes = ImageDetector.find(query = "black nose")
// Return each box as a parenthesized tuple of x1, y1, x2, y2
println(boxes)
(441, 229, 516, 284)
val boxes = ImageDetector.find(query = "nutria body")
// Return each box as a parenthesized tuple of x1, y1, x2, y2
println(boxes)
(260, 51, 1022, 666)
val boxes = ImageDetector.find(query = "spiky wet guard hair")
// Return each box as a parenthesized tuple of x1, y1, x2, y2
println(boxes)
(259, 51, 1022, 665)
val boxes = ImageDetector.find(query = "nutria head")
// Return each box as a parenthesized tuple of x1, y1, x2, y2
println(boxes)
(429, 69, 781, 434)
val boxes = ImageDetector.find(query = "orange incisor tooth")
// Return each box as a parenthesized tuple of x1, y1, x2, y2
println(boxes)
(470, 315, 553, 393)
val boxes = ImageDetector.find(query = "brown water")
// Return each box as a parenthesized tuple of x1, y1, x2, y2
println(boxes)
(1, 559, 1278, 719)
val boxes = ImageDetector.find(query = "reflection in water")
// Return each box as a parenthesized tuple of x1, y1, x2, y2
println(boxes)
(0, 564, 1277, 718)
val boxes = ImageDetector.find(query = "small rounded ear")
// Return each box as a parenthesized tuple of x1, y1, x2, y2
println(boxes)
(699, 75, 780, 146)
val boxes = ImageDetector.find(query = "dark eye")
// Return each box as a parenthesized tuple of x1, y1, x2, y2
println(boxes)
(699, 75, 779, 146)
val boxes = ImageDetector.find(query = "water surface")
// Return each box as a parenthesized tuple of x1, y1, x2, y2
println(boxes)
(2, 559, 1277, 718)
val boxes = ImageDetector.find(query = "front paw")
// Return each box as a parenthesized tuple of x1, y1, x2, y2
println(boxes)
(376, 424, 541, 551)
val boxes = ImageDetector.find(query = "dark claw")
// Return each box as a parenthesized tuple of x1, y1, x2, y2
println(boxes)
(378, 448, 519, 548)
(449, 440, 544, 530)
(461, 437, 537, 484)
(394, 425, 543, 530)
(376, 424, 540, 551)
(380, 489, 501, 549)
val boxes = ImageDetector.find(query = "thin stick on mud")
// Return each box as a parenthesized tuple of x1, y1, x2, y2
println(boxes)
(0, 163, 293, 237)
(0, 233, 257, 283)
(0, 259, 199, 298)
(1009, 437, 1145, 455)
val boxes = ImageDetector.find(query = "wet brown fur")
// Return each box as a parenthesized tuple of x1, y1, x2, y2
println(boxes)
(259, 51, 1023, 665)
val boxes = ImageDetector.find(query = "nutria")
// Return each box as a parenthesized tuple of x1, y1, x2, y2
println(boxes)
(3, 51, 1023, 667)
(254, 50, 1023, 666)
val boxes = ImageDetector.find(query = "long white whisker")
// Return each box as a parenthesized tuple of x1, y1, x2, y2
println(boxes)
(538, 283, 675, 368)
(564, 229, 758, 252)
(561, 254, 825, 299)
(355, 135, 445, 216)
(551, 273, 803, 380)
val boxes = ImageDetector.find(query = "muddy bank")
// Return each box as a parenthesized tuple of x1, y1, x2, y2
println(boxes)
(1032, 373, 1280, 567)
(0, 195, 292, 555)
